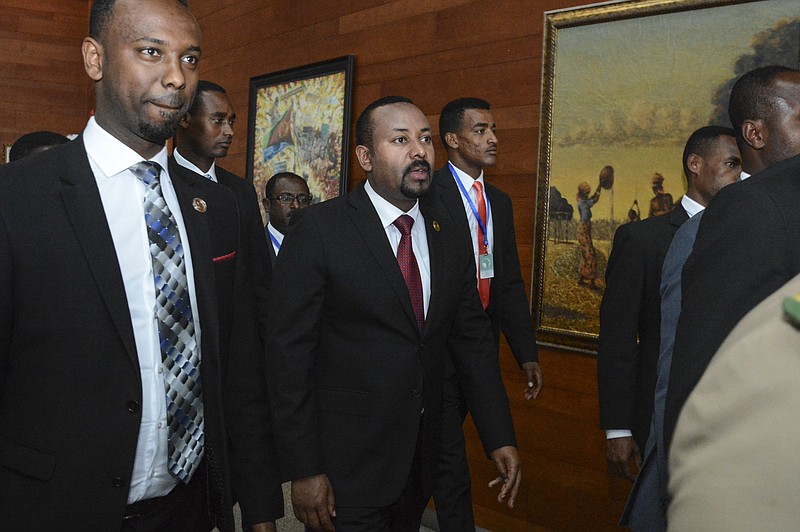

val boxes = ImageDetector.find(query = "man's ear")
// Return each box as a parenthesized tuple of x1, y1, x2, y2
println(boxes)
(686, 153, 701, 175)
(261, 196, 271, 214)
(82, 37, 103, 81)
(179, 113, 192, 129)
(742, 119, 766, 150)
(355, 144, 372, 172)
(444, 132, 459, 150)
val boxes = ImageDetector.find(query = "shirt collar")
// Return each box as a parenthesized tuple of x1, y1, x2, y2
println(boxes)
(681, 194, 705, 218)
(173, 148, 217, 182)
(364, 180, 422, 229)
(83, 116, 169, 176)
(448, 161, 485, 189)
(740, 170, 750, 181)
(267, 222, 285, 243)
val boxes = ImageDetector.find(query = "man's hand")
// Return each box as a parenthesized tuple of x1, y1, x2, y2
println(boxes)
(522, 361, 543, 400)
(488, 445, 522, 508)
(291, 474, 336, 531)
(251, 523, 277, 532)
(606, 436, 641, 481)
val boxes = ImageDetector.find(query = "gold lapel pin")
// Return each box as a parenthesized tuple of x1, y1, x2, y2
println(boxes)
(193, 198, 207, 213)
(432, 220, 441, 232)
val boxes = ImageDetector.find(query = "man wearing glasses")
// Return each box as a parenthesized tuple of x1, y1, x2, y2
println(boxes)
(262, 172, 312, 264)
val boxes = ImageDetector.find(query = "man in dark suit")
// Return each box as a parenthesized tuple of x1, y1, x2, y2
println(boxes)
(664, 65, 800, 452)
(172, 80, 283, 529)
(618, 126, 741, 530)
(0, 1, 275, 530)
(262, 171, 311, 265)
(424, 97, 542, 531)
(267, 96, 521, 531)
(598, 126, 740, 484)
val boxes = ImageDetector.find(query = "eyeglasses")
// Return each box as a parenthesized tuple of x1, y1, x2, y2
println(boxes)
(270, 193, 312, 206)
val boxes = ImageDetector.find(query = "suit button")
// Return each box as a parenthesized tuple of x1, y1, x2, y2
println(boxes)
(127, 400, 140, 413)
(413, 389, 422, 398)
(112, 476, 126, 487)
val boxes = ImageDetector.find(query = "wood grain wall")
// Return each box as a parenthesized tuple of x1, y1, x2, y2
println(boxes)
(0, 1, 90, 148)
(190, 1, 631, 530)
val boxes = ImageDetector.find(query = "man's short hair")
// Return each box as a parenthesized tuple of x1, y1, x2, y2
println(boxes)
(682, 125, 736, 179)
(89, 0, 189, 40)
(355, 96, 413, 149)
(728, 65, 799, 138)
(265, 172, 306, 198)
(188, 80, 227, 115)
(438, 97, 491, 146)
(9, 131, 69, 162)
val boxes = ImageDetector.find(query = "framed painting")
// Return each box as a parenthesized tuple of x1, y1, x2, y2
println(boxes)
(533, 0, 800, 352)
(246, 55, 354, 217)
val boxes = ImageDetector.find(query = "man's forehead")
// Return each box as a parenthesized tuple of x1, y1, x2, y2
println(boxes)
(111, 0, 200, 44)
(375, 103, 430, 129)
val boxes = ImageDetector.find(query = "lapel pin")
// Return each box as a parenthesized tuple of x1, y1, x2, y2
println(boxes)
(432, 220, 441, 232)
(193, 198, 207, 213)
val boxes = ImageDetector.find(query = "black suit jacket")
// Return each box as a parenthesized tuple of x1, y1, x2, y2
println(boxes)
(169, 159, 282, 526)
(597, 203, 688, 450)
(0, 139, 272, 530)
(665, 154, 800, 450)
(425, 167, 539, 366)
(266, 183, 516, 507)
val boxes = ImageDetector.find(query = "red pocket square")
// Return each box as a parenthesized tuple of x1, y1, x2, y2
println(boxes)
(212, 251, 237, 263)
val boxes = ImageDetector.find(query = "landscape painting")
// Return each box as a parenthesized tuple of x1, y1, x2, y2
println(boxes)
(533, 0, 800, 351)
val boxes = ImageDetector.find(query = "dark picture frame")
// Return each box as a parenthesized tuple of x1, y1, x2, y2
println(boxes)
(246, 55, 354, 216)
(532, 0, 800, 352)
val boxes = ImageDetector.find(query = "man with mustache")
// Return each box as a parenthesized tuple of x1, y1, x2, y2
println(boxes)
(424, 97, 542, 531)
(266, 96, 521, 531)
(262, 171, 312, 266)
(0, 1, 276, 530)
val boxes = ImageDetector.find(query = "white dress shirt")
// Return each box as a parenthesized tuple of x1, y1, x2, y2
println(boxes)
(173, 148, 217, 182)
(364, 180, 431, 316)
(83, 117, 203, 503)
(267, 222, 284, 256)
(448, 162, 494, 277)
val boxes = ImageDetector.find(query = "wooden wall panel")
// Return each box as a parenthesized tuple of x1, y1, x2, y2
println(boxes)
(0, 1, 90, 148)
(186, 1, 626, 530)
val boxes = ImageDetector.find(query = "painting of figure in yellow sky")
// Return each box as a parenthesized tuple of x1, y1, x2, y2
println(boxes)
(534, 0, 800, 351)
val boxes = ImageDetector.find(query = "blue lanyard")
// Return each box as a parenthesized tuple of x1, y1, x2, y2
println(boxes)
(449, 162, 491, 249)
(268, 227, 281, 252)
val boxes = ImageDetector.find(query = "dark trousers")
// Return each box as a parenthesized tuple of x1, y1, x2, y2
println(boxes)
(121, 462, 212, 532)
(328, 422, 429, 532)
(432, 376, 475, 532)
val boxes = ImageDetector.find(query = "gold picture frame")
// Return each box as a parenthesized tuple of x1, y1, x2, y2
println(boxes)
(532, 0, 800, 352)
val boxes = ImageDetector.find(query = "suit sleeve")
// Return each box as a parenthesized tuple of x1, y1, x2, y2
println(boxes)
(494, 194, 538, 365)
(265, 210, 327, 481)
(665, 184, 790, 449)
(449, 229, 517, 454)
(597, 223, 645, 431)
(0, 209, 11, 383)
(223, 183, 283, 525)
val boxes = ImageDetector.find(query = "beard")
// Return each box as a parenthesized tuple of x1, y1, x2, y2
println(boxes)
(399, 160, 432, 199)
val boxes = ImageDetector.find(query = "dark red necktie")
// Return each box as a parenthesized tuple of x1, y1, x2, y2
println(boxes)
(393, 214, 424, 333)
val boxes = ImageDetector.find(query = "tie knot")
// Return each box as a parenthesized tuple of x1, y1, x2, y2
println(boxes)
(472, 180, 483, 194)
(393, 214, 415, 236)
(130, 161, 163, 185)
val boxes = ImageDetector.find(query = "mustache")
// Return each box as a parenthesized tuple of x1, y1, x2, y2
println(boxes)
(403, 160, 431, 176)
(148, 95, 186, 109)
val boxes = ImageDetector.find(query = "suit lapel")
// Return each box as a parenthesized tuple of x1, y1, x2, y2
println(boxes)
(420, 201, 448, 337)
(168, 160, 218, 350)
(434, 167, 472, 238)
(347, 185, 420, 335)
(58, 137, 138, 365)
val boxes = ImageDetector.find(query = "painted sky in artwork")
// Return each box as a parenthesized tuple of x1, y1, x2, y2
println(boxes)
(549, 0, 799, 221)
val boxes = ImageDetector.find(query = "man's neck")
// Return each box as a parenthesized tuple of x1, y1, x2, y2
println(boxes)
(176, 145, 214, 173)
(447, 154, 482, 179)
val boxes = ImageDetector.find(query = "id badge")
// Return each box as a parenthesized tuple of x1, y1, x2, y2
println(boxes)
(479, 253, 495, 279)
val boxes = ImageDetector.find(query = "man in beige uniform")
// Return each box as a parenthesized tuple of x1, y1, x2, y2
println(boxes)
(669, 265, 800, 530)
